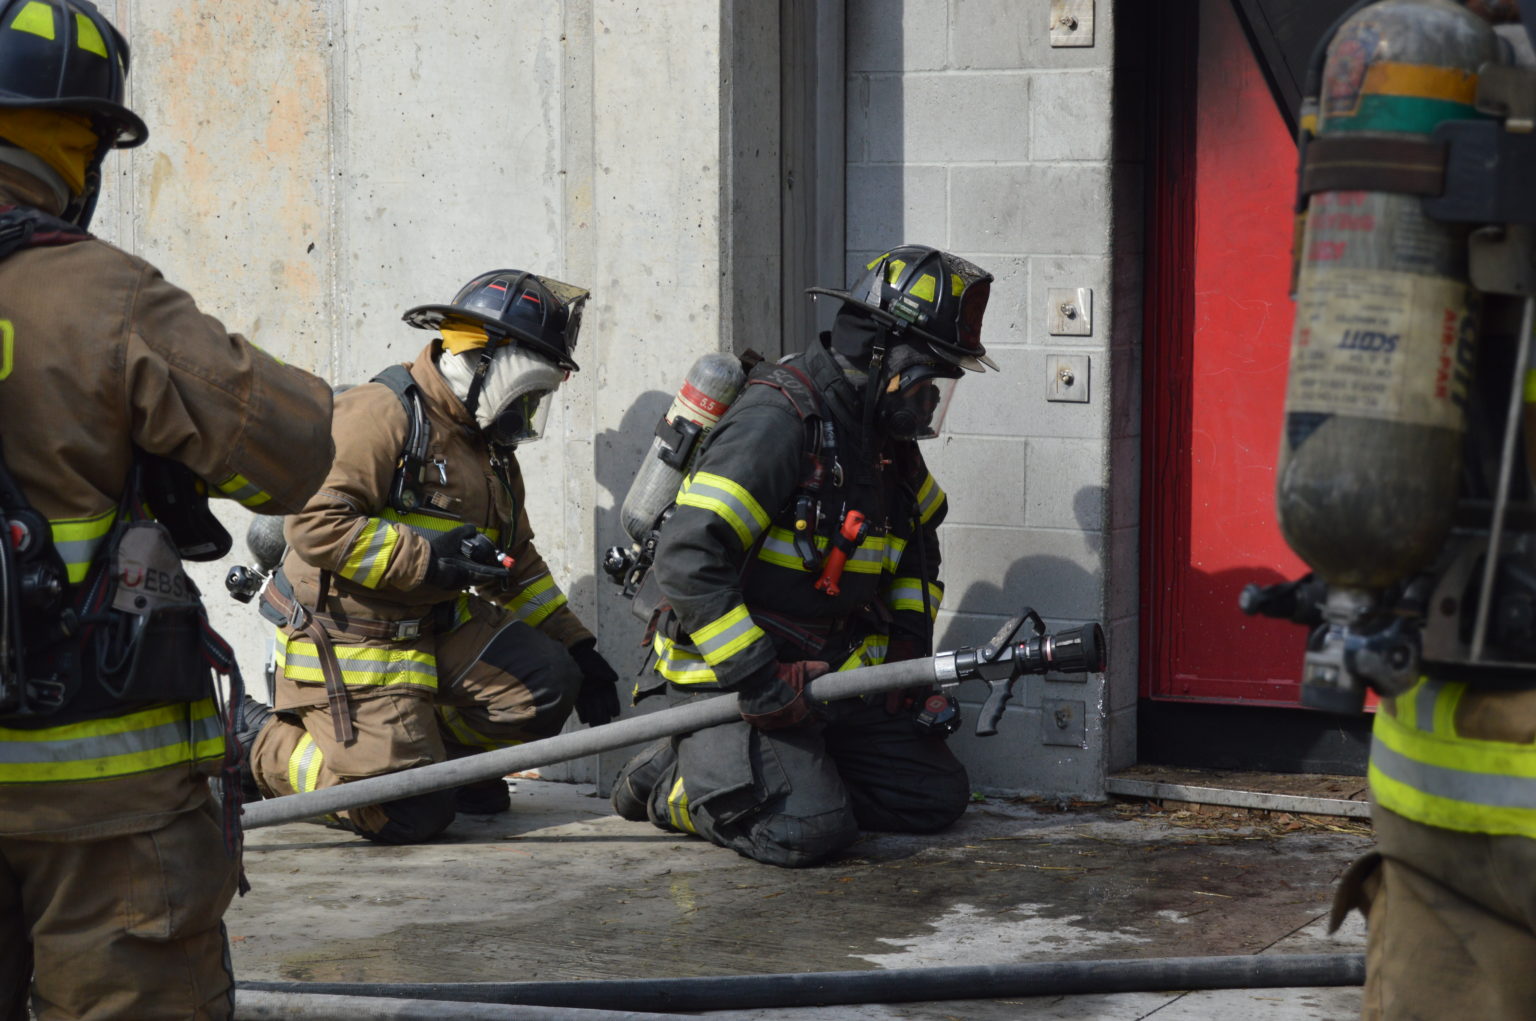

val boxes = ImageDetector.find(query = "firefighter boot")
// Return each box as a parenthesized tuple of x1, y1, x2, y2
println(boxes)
(233, 694, 274, 803)
(611, 739, 677, 822)
(455, 777, 512, 815)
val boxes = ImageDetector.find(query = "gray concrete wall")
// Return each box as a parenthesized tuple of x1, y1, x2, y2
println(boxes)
(844, 0, 1138, 796)
(88, 0, 739, 787)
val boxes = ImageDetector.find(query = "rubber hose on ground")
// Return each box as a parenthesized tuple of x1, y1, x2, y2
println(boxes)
(236, 989, 682, 1020)
(239, 953, 1364, 1013)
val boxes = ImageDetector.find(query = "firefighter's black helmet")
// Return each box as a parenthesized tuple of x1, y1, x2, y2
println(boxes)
(403, 269, 589, 372)
(808, 245, 996, 372)
(0, 0, 145, 147)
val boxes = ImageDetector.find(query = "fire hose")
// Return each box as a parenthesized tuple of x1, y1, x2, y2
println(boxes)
(239, 609, 1103, 830)
(237, 954, 1364, 1014)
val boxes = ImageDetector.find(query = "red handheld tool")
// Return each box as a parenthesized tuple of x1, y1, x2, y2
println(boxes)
(814, 509, 867, 597)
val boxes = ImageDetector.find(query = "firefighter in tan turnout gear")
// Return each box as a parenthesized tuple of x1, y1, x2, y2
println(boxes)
(0, 2, 336, 1017)
(243, 269, 622, 844)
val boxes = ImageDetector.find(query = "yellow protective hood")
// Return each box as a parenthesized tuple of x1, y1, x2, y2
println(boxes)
(0, 108, 98, 197)
(439, 319, 494, 355)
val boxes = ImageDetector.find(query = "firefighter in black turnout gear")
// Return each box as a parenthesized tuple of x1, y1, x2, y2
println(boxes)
(612, 245, 995, 868)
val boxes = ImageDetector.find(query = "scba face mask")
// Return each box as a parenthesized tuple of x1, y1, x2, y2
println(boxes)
(880, 363, 959, 441)
(442, 345, 566, 446)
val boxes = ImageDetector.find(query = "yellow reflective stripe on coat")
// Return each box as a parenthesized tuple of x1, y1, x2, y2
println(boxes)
(276, 635, 437, 691)
(287, 731, 325, 794)
(676, 471, 770, 548)
(838, 634, 890, 672)
(379, 508, 500, 546)
(915, 474, 945, 525)
(505, 572, 567, 627)
(757, 527, 887, 574)
(0, 699, 224, 783)
(887, 577, 944, 618)
(651, 633, 719, 685)
(212, 472, 272, 508)
(1370, 678, 1536, 838)
(338, 518, 400, 588)
(882, 534, 909, 574)
(438, 705, 517, 753)
(690, 604, 766, 668)
(667, 775, 697, 833)
(49, 508, 114, 583)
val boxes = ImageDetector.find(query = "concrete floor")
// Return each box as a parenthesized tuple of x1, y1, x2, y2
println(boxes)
(229, 779, 1372, 1020)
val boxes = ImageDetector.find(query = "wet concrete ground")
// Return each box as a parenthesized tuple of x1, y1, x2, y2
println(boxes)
(228, 779, 1371, 1019)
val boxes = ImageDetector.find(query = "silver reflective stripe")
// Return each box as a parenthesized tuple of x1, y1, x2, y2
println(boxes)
(1371, 738, 1536, 809)
(684, 476, 769, 543)
(283, 650, 416, 679)
(53, 533, 107, 572)
(293, 737, 323, 793)
(0, 712, 221, 765)
(693, 614, 761, 663)
(1413, 680, 1444, 734)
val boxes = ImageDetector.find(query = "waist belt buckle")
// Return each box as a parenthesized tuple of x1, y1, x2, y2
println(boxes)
(393, 619, 422, 641)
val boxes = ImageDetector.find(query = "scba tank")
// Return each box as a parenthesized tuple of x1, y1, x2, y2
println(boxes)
(1277, 0, 1497, 589)
(619, 352, 745, 543)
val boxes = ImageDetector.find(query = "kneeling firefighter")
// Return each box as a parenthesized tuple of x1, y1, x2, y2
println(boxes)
(1240, 2, 1536, 1015)
(242, 269, 622, 845)
(611, 244, 994, 868)
(0, 2, 336, 1016)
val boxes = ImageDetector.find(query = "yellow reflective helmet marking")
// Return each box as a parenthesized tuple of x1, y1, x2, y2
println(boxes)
(10, 1, 54, 40)
(73, 10, 104, 56)
(910, 273, 937, 302)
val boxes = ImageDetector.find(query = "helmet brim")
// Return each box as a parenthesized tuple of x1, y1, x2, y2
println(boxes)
(402, 302, 580, 372)
(0, 94, 147, 149)
(806, 286, 997, 372)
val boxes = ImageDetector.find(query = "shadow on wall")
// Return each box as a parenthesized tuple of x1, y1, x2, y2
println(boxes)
(938, 483, 1107, 653)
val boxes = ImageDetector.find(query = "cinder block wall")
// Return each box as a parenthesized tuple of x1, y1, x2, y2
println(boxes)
(844, 0, 1139, 796)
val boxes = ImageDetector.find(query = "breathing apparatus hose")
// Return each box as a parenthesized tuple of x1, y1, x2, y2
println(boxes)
(238, 953, 1363, 1013)
(241, 657, 940, 830)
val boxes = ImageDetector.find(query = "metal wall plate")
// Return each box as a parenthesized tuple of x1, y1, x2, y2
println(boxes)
(1047, 286, 1092, 336)
(1042, 698, 1087, 747)
(1046, 353, 1090, 403)
(1050, 0, 1095, 47)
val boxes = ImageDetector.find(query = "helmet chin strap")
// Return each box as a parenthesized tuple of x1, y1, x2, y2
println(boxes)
(462, 347, 496, 419)
(860, 335, 888, 472)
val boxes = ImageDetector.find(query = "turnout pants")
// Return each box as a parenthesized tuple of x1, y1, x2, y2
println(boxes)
(0, 787, 237, 1021)
(1333, 806, 1536, 1020)
(252, 605, 579, 844)
(615, 695, 969, 868)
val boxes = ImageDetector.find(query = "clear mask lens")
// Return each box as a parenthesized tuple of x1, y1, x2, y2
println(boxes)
(887, 373, 958, 441)
(488, 390, 552, 446)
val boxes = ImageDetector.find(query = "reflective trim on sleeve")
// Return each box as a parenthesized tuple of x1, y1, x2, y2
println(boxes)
(837, 634, 890, 672)
(915, 473, 946, 525)
(882, 535, 909, 575)
(338, 519, 401, 588)
(49, 508, 115, 583)
(212, 472, 273, 508)
(287, 731, 325, 794)
(887, 577, 944, 619)
(667, 775, 697, 834)
(0, 699, 225, 783)
(757, 527, 887, 574)
(676, 471, 770, 548)
(651, 633, 720, 686)
(505, 572, 568, 627)
(276, 637, 437, 692)
(690, 604, 767, 668)
(379, 508, 499, 545)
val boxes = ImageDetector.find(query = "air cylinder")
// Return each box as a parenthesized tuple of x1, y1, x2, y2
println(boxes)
(619, 353, 745, 543)
(1277, 0, 1498, 589)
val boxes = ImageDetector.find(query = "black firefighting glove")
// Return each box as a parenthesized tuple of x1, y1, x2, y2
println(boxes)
(570, 639, 621, 727)
(424, 524, 513, 590)
(739, 660, 830, 731)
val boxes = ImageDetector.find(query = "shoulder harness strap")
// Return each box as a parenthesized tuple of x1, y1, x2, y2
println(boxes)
(370, 364, 434, 514)
(0, 205, 89, 261)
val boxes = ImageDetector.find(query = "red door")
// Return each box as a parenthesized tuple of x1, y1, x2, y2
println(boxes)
(1142, 0, 1312, 706)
